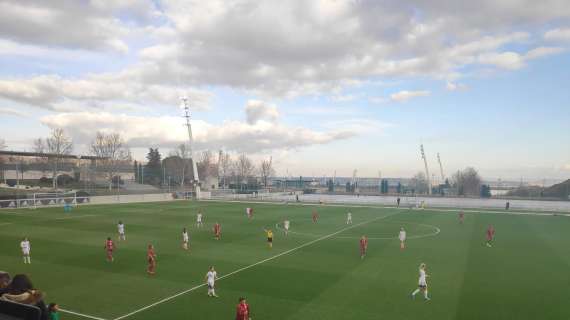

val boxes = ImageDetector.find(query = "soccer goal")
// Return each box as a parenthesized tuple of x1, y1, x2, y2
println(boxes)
(403, 195, 419, 209)
(31, 192, 78, 209)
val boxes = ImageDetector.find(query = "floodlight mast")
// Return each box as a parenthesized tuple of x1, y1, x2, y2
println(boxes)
(437, 152, 445, 182)
(181, 97, 201, 199)
(420, 144, 432, 195)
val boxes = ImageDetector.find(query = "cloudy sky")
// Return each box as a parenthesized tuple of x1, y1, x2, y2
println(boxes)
(0, 0, 569, 181)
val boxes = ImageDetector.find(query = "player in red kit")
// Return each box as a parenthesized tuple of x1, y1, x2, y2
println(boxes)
(104, 237, 115, 262)
(235, 297, 251, 320)
(486, 225, 495, 247)
(459, 211, 465, 224)
(312, 210, 319, 223)
(360, 235, 368, 259)
(147, 244, 156, 275)
(213, 222, 221, 240)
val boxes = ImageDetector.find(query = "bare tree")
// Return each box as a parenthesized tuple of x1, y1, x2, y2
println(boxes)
(259, 157, 275, 188)
(0, 139, 5, 182)
(218, 151, 232, 188)
(90, 132, 131, 190)
(235, 153, 255, 189)
(46, 128, 73, 189)
(169, 144, 191, 187)
(452, 167, 482, 196)
(33, 138, 44, 153)
(410, 171, 429, 194)
(197, 150, 215, 180)
(32, 138, 49, 175)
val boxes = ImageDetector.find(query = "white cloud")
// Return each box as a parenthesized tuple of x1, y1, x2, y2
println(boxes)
(544, 28, 570, 42)
(478, 46, 565, 70)
(0, 75, 211, 112)
(0, 107, 27, 117)
(389, 90, 431, 102)
(446, 81, 468, 91)
(0, 1, 568, 114)
(40, 101, 356, 154)
(478, 52, 525, 70)
(524, 46, 565, 59)
(331, 94, 357, 102)
(245, 100, 279, 124)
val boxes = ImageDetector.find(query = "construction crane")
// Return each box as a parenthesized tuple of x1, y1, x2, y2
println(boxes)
(420, 144, 431, 195)
(437, 152, 445, 183)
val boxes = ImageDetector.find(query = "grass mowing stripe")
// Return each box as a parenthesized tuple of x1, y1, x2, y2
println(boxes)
(59, 308, 109, 320)
(112, 211, 397, 320)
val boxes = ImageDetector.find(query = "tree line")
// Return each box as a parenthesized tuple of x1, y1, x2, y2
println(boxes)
(136, 146, 275, 190)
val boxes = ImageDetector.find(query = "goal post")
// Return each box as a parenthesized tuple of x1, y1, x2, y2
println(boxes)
(32, 192, 78, 210)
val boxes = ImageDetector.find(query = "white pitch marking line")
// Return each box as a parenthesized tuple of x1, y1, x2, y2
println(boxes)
(274, 221, 441, 240)
(112, 212, 397, 320)
(54, 214, 98, 220)
(59, 308, 109, 320)
(0, 222, 13, 227)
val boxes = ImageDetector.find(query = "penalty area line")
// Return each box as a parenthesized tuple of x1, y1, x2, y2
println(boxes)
(59, 308, 109, 320)
(112, 212, 397, 320)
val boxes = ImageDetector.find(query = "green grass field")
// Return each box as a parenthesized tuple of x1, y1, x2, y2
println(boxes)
(1, 201, 569, 320)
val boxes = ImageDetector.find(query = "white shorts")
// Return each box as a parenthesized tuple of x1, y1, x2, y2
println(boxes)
(207, 281, 215, 289)
(418, 280, 427, 287)
(22, 249, 30, 255)
(183, 237, 189, 243)
(399, 237, 406, 242)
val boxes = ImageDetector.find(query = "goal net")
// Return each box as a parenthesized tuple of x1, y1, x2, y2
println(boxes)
(31, 192, 78, 209)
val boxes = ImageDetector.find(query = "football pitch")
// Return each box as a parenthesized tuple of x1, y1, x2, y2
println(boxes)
(1, 201, 569, 320)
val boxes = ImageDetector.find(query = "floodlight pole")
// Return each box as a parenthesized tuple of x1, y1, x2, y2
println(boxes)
(420, 144, 432, 195)
(181, 97, 201, 199)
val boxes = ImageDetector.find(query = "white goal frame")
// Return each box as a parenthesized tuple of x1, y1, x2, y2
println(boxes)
(31, 192, 78, 210)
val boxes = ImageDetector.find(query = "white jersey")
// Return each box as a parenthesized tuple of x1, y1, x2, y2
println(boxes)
(399, 230, 406, 241)
(197, 213, 203, 222)
(183, 231, 189, 242)
(20, 240, 30, 254)
(206, 271, 217, 285)
(284, 220, 290, 230)
(418, 269, 427, 286)
(118, 224, 125, 234)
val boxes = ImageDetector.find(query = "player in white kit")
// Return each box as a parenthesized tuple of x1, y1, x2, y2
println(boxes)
(283, 220, 290, 236)
(182, 228, 189, 250)
(411, 263, 430, 301)
(117, 221, 126, 241)
(346, 211, 352, 224)
(20, 237, 31, 264)
(205, 266, 218, 297)
(399, 227, 407, 250)
(196, 211, 204, 228)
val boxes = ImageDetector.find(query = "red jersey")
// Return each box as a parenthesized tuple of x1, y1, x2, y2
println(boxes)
(360, 238, 368, 249)
(214, 224, 221, 235)
(487, 227, 495, 240)
(105, 240, 114, 251)
(147, 248, 156, 261)
(235, 302, 249, 320)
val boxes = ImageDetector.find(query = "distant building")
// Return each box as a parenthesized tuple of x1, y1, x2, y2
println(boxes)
(0, 150, 134, 185)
